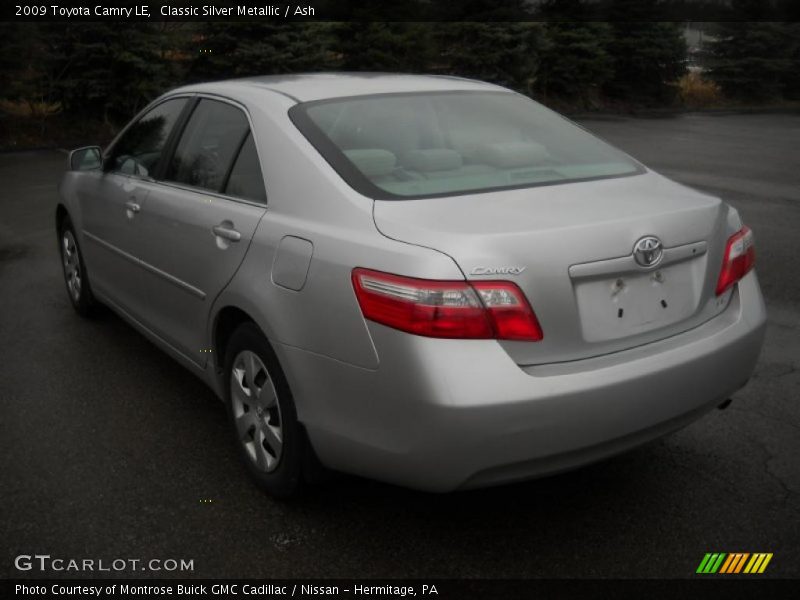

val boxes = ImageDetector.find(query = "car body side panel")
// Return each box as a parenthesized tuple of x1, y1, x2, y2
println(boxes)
(92, 283, 208, 380)
(133, 181, 267, 367)
(212, 207, 465, 374)
(66, 170, 152, 317)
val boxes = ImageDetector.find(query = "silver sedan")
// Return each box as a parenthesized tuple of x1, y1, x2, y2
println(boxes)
(57, 74, 766, 496)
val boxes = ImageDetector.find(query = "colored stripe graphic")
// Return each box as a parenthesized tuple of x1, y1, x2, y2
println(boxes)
(696, 554, 713, 574)
(719, 554, 739, 573)
(719, 553, 748, 573)
(733, 553, 750, 573)
(758, 554, 773, 573)
(745, 554, 761, 573)
(711, 553, 726, 573)
(697, 553, 727, 573)
(697, 553, 772, 574)
(744, 553, 773, 574)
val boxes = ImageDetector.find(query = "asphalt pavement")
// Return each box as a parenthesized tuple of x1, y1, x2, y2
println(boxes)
(1, 113, 798, 579)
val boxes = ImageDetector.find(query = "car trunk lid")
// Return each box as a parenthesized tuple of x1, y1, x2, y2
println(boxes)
(372, 171, 733, 365)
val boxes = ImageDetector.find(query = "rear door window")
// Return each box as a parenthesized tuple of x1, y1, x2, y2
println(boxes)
(165, 99, 250, 193)
(224, 132, 267, 204)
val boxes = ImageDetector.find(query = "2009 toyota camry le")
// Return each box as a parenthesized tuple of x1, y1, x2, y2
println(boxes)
(57, 73, 766, 497)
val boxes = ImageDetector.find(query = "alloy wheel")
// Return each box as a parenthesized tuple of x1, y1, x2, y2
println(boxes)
(230, 350, 283, 472)
(62, 230, 82, 302)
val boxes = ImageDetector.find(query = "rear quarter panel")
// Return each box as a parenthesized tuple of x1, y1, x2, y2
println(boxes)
(209, 86, 464, 376)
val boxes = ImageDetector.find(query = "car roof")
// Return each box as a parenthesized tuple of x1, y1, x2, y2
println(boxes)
(172, 72, 509, 104)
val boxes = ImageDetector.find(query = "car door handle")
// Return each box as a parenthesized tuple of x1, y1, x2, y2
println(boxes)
(124, 201, 141, 213)
(212, 224, 241, 242)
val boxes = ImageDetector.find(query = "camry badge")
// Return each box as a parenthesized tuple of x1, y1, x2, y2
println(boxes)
(633, 236, 663, 267)
(470, 266, 526, 276)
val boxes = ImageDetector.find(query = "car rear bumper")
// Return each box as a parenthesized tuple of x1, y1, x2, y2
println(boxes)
(280, 272, 766, 492)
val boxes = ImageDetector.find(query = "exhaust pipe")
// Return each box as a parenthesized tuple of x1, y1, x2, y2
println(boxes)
(717, 398, 733, 410)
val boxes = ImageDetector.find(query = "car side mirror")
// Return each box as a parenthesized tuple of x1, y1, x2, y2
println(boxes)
(68, 146, 103, 171)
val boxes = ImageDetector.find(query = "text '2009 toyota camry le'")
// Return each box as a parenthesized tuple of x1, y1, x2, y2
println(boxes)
(57, 74, 766, 497)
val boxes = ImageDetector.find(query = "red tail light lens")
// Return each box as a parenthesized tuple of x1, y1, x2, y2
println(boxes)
(471, 281, 544, 341)
(716, 226, 755, 296)
(352, 268, 543, 341)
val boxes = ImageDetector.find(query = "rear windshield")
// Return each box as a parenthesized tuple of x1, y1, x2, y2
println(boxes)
(289, 91, 643, 200)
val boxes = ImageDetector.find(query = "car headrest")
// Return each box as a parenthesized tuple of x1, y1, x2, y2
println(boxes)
(358, 114, 421, 157)
(476, 141, 550, 169)
(400, 149, 463, 173)
(344, 149, 397, 178)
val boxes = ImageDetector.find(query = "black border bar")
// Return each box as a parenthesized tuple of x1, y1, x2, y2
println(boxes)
(3, 0, 800, 23)
(5, 578, 800, 600)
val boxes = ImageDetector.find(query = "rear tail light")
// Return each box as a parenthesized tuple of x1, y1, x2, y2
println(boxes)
(716, 226, 755, 296)
(351, 268, 543, 341)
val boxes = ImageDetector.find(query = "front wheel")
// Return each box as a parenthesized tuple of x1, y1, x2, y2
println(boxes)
(59, 216, 97, 317)
(224, 322, 305, 498)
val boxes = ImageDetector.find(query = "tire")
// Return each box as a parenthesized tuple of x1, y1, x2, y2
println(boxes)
(58, 215, 97, 317)
(224, 322, 304, 498)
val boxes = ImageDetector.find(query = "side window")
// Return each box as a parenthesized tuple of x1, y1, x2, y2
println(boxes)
(165, 99, 250, 192)
(110, 98, 187, 177)
(224, 133, 267, 204)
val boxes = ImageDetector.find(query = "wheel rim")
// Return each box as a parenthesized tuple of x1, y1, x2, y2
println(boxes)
(62, 230, 81, 302)
(230, 350, 283, 473)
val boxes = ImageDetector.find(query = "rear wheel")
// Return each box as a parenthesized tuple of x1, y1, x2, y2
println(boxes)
(224, 322, 304, 498)
(59, 216, 97, 317)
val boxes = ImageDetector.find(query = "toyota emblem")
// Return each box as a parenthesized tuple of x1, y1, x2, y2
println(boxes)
(633, 236, 663, 267)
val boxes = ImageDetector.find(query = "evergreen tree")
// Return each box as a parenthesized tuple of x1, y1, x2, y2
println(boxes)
(0, 24, 53, 104)
(786, 23, 800, 100)
(0, 23, 66, 136)
(603, 0, 687, 103)
(187, 22, 338, 81)
(434, 23, 547, 94)
(332, 23, 434, 72)
(708, 21, 795, 101)
(51, 23, 176, 122)
(536, 21, 614, 107)
(429, 0, 530, 21)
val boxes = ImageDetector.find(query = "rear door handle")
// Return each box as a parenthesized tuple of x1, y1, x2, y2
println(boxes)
(212, 224, 241, 242)
(124, 201, 140, 213)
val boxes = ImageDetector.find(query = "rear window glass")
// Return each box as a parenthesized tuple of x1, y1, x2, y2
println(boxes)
(290, 91, 642, 200)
